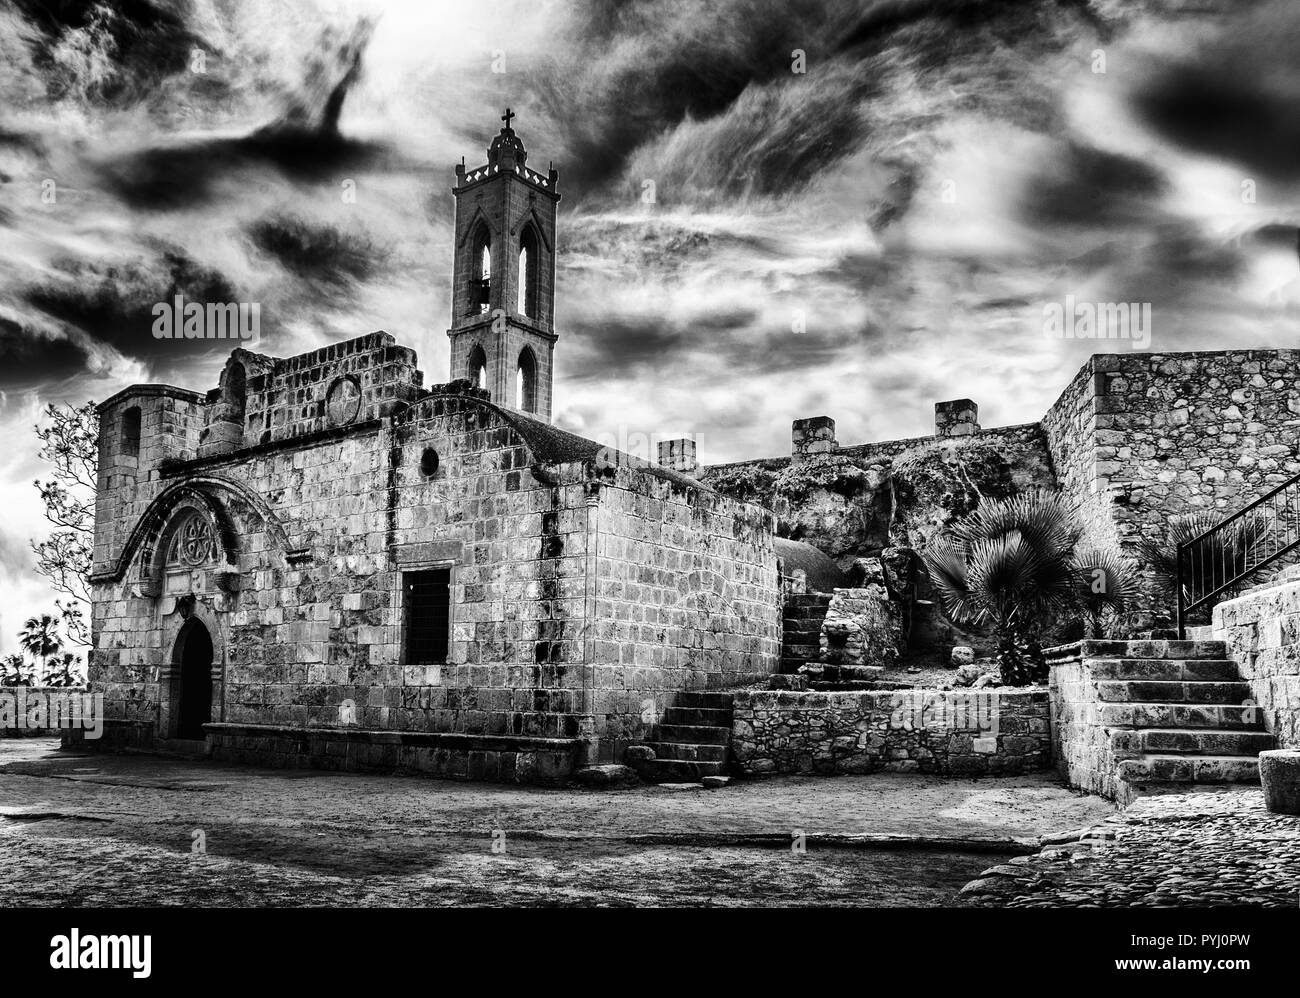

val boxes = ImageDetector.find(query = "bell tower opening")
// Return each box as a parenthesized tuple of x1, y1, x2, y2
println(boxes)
(517, 346, 537, 413)
(470, 226, 491, 315)
(447, 109, 560, 421)
(467, 343, 488, 388)
(518, 225, 539, 318)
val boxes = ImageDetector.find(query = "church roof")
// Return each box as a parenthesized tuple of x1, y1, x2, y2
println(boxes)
(497, 407, 709, 492)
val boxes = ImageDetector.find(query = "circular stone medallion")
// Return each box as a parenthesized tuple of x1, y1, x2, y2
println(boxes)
(326, 376, 361, 426)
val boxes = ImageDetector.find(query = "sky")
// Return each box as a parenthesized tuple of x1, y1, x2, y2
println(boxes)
(1, 0, 1298, 653)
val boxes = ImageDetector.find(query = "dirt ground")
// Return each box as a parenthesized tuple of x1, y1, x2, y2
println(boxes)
(0, 738, 1113, 907)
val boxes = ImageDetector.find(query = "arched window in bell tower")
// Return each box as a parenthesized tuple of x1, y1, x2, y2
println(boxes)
(466, 344, 488, 390)
(470, 225, 491, 315)
(516, 346, 537, 413)
(518, 225, 539, 319)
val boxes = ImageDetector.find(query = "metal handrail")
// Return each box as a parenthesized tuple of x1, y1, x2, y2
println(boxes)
(1176, 468, 1300, 637)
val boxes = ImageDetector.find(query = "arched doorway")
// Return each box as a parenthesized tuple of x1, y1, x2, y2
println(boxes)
(174, 616, 213, 739)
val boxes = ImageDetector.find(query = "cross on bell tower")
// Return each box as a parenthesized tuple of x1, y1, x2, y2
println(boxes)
(447, 111, 561, 421)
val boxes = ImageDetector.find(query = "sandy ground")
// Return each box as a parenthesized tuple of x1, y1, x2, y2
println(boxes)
(0, 738, 1113, 907)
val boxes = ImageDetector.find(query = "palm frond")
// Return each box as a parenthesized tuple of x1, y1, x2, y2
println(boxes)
(922, 536, 978, 624)
(1073, 547, 1141, 610)
(952, 490, 1080, 562)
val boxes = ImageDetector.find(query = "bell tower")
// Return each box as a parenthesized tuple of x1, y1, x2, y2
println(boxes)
(447, 109, 561, 421)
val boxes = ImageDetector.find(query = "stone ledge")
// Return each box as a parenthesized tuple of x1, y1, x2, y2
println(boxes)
(203, 722, 582, 752)
(158, 419, 385, 476)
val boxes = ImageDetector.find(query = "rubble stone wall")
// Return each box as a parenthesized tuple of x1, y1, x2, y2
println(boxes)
(730, 687, 1050, 776)
(1089, 351, 1300, 549)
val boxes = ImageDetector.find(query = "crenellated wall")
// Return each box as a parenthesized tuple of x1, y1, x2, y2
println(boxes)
(701, 349, 1300, 615)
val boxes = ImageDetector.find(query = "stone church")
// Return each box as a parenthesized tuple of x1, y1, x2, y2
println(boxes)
(85, 117, 785, 782)
(86, 114, 1300, 789)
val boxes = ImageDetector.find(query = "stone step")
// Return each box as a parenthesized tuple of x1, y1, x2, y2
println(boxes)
(782, 642, 820, 659)
(1110, 728, 1275, 756)
(644, 741, 728, 762)
(662, 706, 733, 727)
(674, 691, 733, 709)
(1079, 639, 1227, 660)
(1095, 680, 1253, 704)
(787, 594, 833, 607)
(781, 623, 822, 638)
(783, 605, 831, 620)
(1085, 658, 1240, 682)
(643, 758, 729, 782)
(651, 724, 731, 745)
(1117, 754, 1262, 784)
(1096, 703, 1266, 730)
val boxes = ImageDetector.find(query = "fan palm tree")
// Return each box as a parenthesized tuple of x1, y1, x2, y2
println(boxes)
(1072, 547, 1142, 638)
(19, 614, 63, 666)
(923, 492, 1081, 685)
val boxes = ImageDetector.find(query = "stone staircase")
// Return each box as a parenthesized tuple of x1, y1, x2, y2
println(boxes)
(1076, 639, 1274, 799)
(782, 593, 832, 672)
(640, 692, 734, 782)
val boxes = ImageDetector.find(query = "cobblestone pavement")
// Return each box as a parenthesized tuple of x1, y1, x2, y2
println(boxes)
(0, 740, 1112, 907)
(962, 788, 1300, 907)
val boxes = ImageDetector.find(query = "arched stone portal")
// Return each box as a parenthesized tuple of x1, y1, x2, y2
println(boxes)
(173, 612, 213, 739)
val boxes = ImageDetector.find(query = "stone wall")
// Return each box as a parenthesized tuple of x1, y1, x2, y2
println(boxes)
(587, 466, 780, 758)
(1091, 351, 1300, 547)
(1041, 350, 1300, 600)
(1046, 642, 1121, 800)
(703, 348, 1300, 615)
(700, 422, 1056, 564)
(730, 687, 1050, 775)
(817, 585, 902, 668)
(1213, 578, 1300, 749)
(1040, 357, 1118, 555)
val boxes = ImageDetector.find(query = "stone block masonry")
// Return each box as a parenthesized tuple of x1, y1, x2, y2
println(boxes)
(1047, 638, 1268, 804)
(86, 334, 780, 783)
(730, 687, 1050, 776)
(1214, 578, 1300, 750)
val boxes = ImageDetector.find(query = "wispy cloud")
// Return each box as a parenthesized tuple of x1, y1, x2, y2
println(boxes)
(0, 0, 1297, 651)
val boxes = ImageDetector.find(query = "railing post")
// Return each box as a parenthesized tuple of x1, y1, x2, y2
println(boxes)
(1176, 543, 1186, 640)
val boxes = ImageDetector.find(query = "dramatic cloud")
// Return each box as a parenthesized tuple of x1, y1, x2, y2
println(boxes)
(1130, 0, 1300, 182)
(0, 0, 1297, 651)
